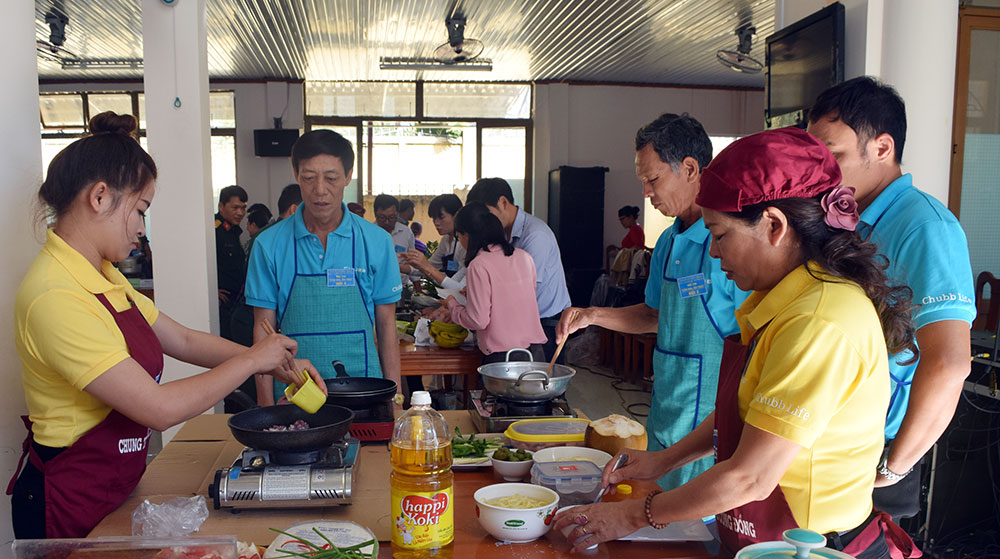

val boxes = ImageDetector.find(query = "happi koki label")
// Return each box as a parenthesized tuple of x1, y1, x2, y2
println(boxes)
(391, 486, 454, 549)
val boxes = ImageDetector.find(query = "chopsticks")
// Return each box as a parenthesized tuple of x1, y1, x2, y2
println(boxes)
(259, 319, 300, 383)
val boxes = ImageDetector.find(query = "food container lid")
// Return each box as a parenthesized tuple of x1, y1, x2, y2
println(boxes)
(504, 418, 590, 442)
(531, 459, 604, 482)
(735, 529, 854, 559)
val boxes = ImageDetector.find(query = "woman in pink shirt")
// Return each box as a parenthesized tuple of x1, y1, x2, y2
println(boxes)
(444, 202, 547, 363)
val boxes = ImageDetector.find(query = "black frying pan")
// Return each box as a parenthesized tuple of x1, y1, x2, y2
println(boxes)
(228, 404, 354, 452)
(324, 360, 398, 410)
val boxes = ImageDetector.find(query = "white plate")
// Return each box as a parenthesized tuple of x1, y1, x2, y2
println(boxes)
(452, 433, 503, 469)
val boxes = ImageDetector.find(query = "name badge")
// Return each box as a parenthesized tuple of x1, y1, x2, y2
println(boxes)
(446, 260, 460, 272)
(327, 268, 356, 287)
(394, 245, 407, 253)
(678, 273, 708, 298)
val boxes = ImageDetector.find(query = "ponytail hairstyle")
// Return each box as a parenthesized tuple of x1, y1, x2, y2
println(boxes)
(39, 111, 156, 220)
(730, 195, 918, 362)
(453, 201, 514, 267)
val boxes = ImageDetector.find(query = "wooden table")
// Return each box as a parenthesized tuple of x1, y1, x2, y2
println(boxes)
(89, 412, 713, 559)
(399, 341, 483, 403)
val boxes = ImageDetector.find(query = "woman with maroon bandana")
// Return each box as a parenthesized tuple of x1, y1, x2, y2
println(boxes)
(552, 128, 921, 559)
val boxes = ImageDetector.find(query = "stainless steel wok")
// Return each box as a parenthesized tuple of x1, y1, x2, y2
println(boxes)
(477, 348, 576, 402)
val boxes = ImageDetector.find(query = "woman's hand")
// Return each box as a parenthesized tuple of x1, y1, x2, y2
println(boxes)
(603, 448, 671, 487)
(551, 500, 647, 553)
(426, 305, 451, 322)
(401, 249, 431, 272)
(556, 306, 594, 344)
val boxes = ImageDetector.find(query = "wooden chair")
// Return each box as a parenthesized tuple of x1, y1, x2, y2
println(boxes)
(974, 271, 1000, 332)
(627, 333, 657, 387)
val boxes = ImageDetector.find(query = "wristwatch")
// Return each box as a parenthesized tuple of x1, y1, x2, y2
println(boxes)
(877, 455, 912, 482)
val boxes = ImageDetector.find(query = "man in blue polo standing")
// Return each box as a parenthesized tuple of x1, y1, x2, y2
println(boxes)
(245, 130, 403, 405)
(808, 77, 975, 520)
(557, 113, 749, 490)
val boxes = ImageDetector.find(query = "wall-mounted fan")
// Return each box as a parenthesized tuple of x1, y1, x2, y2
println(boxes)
(433, 15, 483, 64)
(717, 25, 763, 74)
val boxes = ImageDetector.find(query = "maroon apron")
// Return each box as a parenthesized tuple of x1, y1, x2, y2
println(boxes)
(713, 332, 921, 559)
(7, 293, 163, 538)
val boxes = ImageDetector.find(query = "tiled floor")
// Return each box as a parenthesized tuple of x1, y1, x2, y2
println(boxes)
(563, 361, 652, 426)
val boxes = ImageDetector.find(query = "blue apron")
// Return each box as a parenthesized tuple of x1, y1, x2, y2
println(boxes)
(648, 240, 727, 491)
(275, 219, 382, 396)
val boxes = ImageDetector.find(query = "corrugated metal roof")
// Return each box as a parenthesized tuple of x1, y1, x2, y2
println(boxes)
(36, 0, 773, 86)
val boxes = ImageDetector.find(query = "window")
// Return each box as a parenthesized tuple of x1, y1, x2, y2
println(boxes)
(39, 91, 238, 205)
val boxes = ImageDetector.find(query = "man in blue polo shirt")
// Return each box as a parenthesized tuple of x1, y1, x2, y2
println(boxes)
(466, 177, 572, 362)
(808, 76, 975, 519)
(246, 130, 403, 405)
(557, 113, 749, 490)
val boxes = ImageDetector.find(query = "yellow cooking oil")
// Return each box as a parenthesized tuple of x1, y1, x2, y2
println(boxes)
(390, 391, 454, 559)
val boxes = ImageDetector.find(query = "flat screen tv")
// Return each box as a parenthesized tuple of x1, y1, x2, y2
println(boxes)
(765, 2, 845, 129)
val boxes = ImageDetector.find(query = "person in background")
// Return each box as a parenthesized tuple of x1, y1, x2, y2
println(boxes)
(245, 130, 403, 405)
(553, 128, 921, 559)
(398, 198, 415, 225)
(402, 193, 467, 290)
(245, 184, 300, 262)
(373, 194, 417, 277)
(807, 76, 975, 520)
(411, 221, 427, 254)
(466, 178, 571, 362)
(558, 114, 748, 491)
(445, 202, 547, 363)
(216, 184, 248, 341)
(347, 201, 365, 217)
(9, 112, 323, 539)
(618, 205, 645, 249)
(246, 203, 272, 239)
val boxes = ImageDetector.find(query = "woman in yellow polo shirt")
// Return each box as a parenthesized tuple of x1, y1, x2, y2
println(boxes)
(8, 112, 324, 539)
(552, 128, 921, 559)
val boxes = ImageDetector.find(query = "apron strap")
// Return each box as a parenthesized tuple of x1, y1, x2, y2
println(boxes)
(6, 415, 33, 495)
(840, 510, 922, 559)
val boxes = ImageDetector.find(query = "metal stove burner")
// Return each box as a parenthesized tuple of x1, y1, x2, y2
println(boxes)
(468, 390, 577, 433)
(209, 438, 359, 510)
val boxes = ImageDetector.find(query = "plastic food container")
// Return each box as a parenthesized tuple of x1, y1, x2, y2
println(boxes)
(530, 459, 604, 506)
(503, 418, 590, 451)
(12, 536, 237, 559)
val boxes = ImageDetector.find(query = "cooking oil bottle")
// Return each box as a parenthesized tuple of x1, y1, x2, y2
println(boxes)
(390, 391, 454, 558)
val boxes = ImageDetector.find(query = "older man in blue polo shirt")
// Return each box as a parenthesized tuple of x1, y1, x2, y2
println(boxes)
(808, 77, 975, 520)
(557, 113, 749, 491)
(466, 177, 572, 362)
(246, 130, 403, 406)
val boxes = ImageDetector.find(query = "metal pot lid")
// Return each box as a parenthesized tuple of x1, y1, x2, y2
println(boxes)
(736, 530, 855, 559)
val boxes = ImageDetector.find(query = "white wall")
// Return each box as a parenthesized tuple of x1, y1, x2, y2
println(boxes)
(0, 1, 43, 547)
(533, 83, 765, 252)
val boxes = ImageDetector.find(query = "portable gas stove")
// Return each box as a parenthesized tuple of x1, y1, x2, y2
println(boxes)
(210, 437, 359, 510)
(468, 389, 577, 433)
(347, 400, 395, 442)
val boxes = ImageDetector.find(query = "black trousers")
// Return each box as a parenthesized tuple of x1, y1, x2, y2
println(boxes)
(10, 443, 65, 539)
(873, 460, 923, 521)
(540, 312, 565, 364)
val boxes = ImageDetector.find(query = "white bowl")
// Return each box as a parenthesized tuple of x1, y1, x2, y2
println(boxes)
(490, 452, 534, 481)
(473, 483, 560, 543)
(532, 446, 613, 468)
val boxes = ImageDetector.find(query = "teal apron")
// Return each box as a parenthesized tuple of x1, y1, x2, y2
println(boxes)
(275, 219, 382, 396)
(648, 240, 727, 491)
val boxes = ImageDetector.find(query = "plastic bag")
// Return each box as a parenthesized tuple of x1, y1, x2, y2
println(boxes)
(131, 495, 209, 537)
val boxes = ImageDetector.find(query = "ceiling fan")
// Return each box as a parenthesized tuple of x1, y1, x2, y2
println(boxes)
(716, 25, 763, 74)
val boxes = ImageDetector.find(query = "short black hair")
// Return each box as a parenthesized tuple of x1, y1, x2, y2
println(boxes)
(277, 183, 301, 215)
(410, 221, 422, 235)
(219, 185, 248, 205)
(809, 76, 907, 163)
(618, 205, 640, 219)
(454, 201, 515, 266)
(466, 178, 514, 208)
(291, 130, 355, 174)
(399, 198, 415, 213)
(428, 193, 463, 219)
(373, 194, 399, 213)
(247, 203, 272, 228)
(635, 113, 712, 171)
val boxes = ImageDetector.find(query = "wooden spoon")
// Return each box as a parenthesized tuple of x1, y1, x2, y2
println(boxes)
(545, 309, 576, 376)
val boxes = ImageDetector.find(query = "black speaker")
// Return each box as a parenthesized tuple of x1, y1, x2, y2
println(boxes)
(548, 166, 608, 269)
(253, 129, 300, 157)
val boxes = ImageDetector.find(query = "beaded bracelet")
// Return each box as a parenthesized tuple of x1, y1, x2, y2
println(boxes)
(645, 489, 667, 529)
